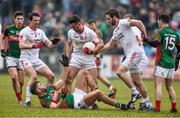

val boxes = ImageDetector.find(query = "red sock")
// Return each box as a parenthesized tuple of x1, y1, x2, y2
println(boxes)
(155, 100, 161, 111)
(16, 92, 22, 101)
(171, 102, 176, 109)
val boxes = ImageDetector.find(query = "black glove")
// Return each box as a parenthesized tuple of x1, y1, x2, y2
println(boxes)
(51, 38, 60, 44)
(1, 49, 6, 57)
(59, 54, 69, 66)
(175, 59, 179, 71)
(175, 52, 180, 71)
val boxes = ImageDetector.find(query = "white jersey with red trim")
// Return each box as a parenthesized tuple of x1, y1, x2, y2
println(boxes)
(19, 26, 48, 59)
(111, 19, 144, 56)
(68, 25, 98, 58)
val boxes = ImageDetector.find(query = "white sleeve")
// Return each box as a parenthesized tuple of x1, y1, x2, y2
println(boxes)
(67, 30, 72, 40)
(19, 29, 27, 42)
(121, 19, 130, 28)
(90, 30, 99, 44)
(41, 30, 48, 42)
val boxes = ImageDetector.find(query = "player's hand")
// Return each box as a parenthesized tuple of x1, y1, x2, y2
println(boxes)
(59, 54, 69, 66)
(1, 49, 6, 57)
(175, 59, 179, 71)
(51, 38, 60, 44)
(61, 87, 69, 99)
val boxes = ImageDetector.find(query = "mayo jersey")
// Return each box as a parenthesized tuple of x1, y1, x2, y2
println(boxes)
(19, 26, 48, 59)
(111, 19, 144, 56)
(68, 25, 98, 59)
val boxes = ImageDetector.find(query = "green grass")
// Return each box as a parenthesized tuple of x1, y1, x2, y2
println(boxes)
(0, 74, 180, 117)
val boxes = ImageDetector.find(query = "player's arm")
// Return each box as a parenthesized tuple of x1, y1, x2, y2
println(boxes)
(141, 31, 160, 47)
(49, 99, 64, 108)
(65, 38, 73, 58)
(98, 38, 117, 53)
(0, 28, 8, 57)
(19, 37, 34, 49)
(93, 37, 104, 55)
(128, 19, 147, 36)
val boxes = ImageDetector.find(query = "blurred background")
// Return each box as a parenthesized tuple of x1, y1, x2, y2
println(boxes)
(0, 0, 180, 79)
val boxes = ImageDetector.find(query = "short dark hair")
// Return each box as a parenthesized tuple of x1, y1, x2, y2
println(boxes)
(68, 15, 81, 24)
(158, 14, 170, 24)
(14, 11, 24, 18)
(28, 12, 40, 21)
(123, 13, 135, 19)
(88, 19, 96, 24)
(30, 81, 40, 95)
(105, 9, 120, 18)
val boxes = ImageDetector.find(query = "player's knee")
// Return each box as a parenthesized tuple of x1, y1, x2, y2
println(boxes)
(11, 74, 18, 80)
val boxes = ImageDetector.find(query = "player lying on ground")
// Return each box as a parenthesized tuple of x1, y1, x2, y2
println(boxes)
(30, 73, 128, 110)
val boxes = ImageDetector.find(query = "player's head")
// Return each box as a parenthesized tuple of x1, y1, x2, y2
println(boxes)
(68, 15, 83, 32)
(13, 11, 24, 27)
(123, 13, 135, 20)
(158, 14, 170, 28)
(30, 81, 46, 96)
(88, 19, 97, 31)
(105, 8, 120, 26)
(28, 12, 41, 28)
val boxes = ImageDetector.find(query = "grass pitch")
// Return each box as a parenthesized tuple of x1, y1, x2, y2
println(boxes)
(0, 74, 180, 117)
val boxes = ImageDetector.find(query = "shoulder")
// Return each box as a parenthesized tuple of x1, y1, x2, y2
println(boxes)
(67, 29, 75, 37)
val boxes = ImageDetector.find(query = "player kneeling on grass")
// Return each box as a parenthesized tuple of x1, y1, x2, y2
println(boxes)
(30, 73, 128, 110)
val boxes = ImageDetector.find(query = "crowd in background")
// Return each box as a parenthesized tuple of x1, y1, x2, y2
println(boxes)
(0, 0, 180, 56)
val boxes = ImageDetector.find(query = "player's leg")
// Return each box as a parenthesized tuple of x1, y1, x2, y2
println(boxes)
(24, 66, 38, 106)
(65, 65, 80, 92)
(87, 68, 98, 88)
(154, 75, 164, 112)
(76, 69, 97, 92)
(17, 70, 24, 95)
(36, 64, 54, 84)
(117, 64, 140, 102)
(165, 79, 177, 112)
(8, 67, 22, 103)
(97, 69, 116, 98)
(83, 89, 127, 110)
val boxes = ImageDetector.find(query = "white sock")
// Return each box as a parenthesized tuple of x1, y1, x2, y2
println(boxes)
(141, 97, 150, 103)
(131, 87, 139, 95)
(26, 86, 32, 103)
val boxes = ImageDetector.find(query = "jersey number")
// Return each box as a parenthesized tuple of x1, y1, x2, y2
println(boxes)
(165, 36, 175, 50)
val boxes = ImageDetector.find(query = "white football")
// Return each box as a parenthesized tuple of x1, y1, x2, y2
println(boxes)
(83, 42, 95, 54)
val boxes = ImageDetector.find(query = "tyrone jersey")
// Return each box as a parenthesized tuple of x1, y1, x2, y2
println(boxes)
(40, 86, 74, 108)
(68, 26, 98, 57)
(155, 26, 180, 68)
(111, 19, 143, 56)
(2, 25, 25, 58)
(19, 26, 48, 59)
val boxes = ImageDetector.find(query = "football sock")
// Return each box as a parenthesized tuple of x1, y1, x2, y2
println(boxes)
(25, 86, 31, 103)
(131, 87, 138, 95)
(155, 100, 161, 110)
(171, 102, 176, 109)
(16, 92, 22, 101)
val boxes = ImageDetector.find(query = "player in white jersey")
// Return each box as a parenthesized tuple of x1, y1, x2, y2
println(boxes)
(99, 9, 153, 110)
(120, 14, 152, 110)
(19, 12, 59, 106)
(59, 15, 104, 92)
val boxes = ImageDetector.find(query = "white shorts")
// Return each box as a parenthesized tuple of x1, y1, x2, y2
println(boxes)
(154, 66, 174, 79)
(19, 57, 46, 71)
(73, 88, 92, 109)
(69, 53, 96, 69)
(5, 56, 22, 70)
(122, 52, 148, 74)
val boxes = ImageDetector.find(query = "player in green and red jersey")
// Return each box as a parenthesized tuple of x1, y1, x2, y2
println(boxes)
(0, 11, 25, 104)
(30, 72, 128, 110)
(142, 14, 180, 112)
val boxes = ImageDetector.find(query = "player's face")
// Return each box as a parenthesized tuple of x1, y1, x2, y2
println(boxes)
(88, 23, 96, 31)
(158, 19, 162, 29)
(14, 15, 24, 27)
(36, 83, 46, 95)
(70, 22, 81, 32)
(106, 15, 117, 26)
(30, 16, 40, 28)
